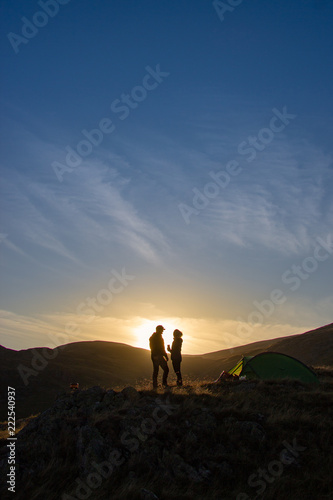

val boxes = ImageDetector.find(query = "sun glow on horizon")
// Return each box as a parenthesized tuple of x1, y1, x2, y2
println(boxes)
(133, 319, 179, 351)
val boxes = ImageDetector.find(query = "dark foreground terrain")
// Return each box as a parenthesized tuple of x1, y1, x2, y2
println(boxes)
(1, 370, 332, 500)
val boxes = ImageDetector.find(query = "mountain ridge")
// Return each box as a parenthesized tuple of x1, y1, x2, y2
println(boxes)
(1, 323, 332, 419)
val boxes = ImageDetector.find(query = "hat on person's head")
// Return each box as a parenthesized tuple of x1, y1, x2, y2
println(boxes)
(156, 325, 165, 332)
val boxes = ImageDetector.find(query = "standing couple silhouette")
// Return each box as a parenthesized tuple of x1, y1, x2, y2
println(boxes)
(149, 325, 183, 388)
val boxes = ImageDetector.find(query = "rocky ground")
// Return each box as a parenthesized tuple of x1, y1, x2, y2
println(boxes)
(1, 376, 333, 500)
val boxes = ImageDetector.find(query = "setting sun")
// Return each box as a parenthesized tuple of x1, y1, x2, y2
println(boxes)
(133, 319, 178, 351)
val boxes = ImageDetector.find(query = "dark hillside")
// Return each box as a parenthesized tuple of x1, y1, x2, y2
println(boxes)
(184, 323, 333, 378)
(0, 377, 332, 500)
(0, 342, 151, 419)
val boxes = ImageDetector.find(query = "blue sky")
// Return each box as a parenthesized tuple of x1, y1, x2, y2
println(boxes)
(0, 0, 332, 353)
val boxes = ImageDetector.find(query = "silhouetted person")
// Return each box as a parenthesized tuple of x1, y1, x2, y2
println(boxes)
(167, 329, 183, 386)
(149, 325, 169, 388)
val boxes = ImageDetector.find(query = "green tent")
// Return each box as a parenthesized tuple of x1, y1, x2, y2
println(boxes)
(228, 352, 319, 383)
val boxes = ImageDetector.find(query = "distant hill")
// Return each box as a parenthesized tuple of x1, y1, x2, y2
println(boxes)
(0, 341, 152, 419)
(0, 323, 332, 419)
(183, 322, 333, 378)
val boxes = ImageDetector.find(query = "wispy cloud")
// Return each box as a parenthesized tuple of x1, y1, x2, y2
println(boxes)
(1, 309, 323, 355)
(73, 164, 172, 264)
(201, 139, 332, 255)
(1, 133, 172, 270)
(0, 310, 137, 351)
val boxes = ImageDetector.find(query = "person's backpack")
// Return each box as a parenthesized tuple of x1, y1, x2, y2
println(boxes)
(149, 333, 155, 350)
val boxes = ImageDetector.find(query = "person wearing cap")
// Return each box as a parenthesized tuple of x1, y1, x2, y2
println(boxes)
(167, 329, 183, 386)
(149, 325, 169, 388)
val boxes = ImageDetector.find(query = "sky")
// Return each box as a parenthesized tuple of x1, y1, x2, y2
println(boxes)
(0, 0, 332, 354)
